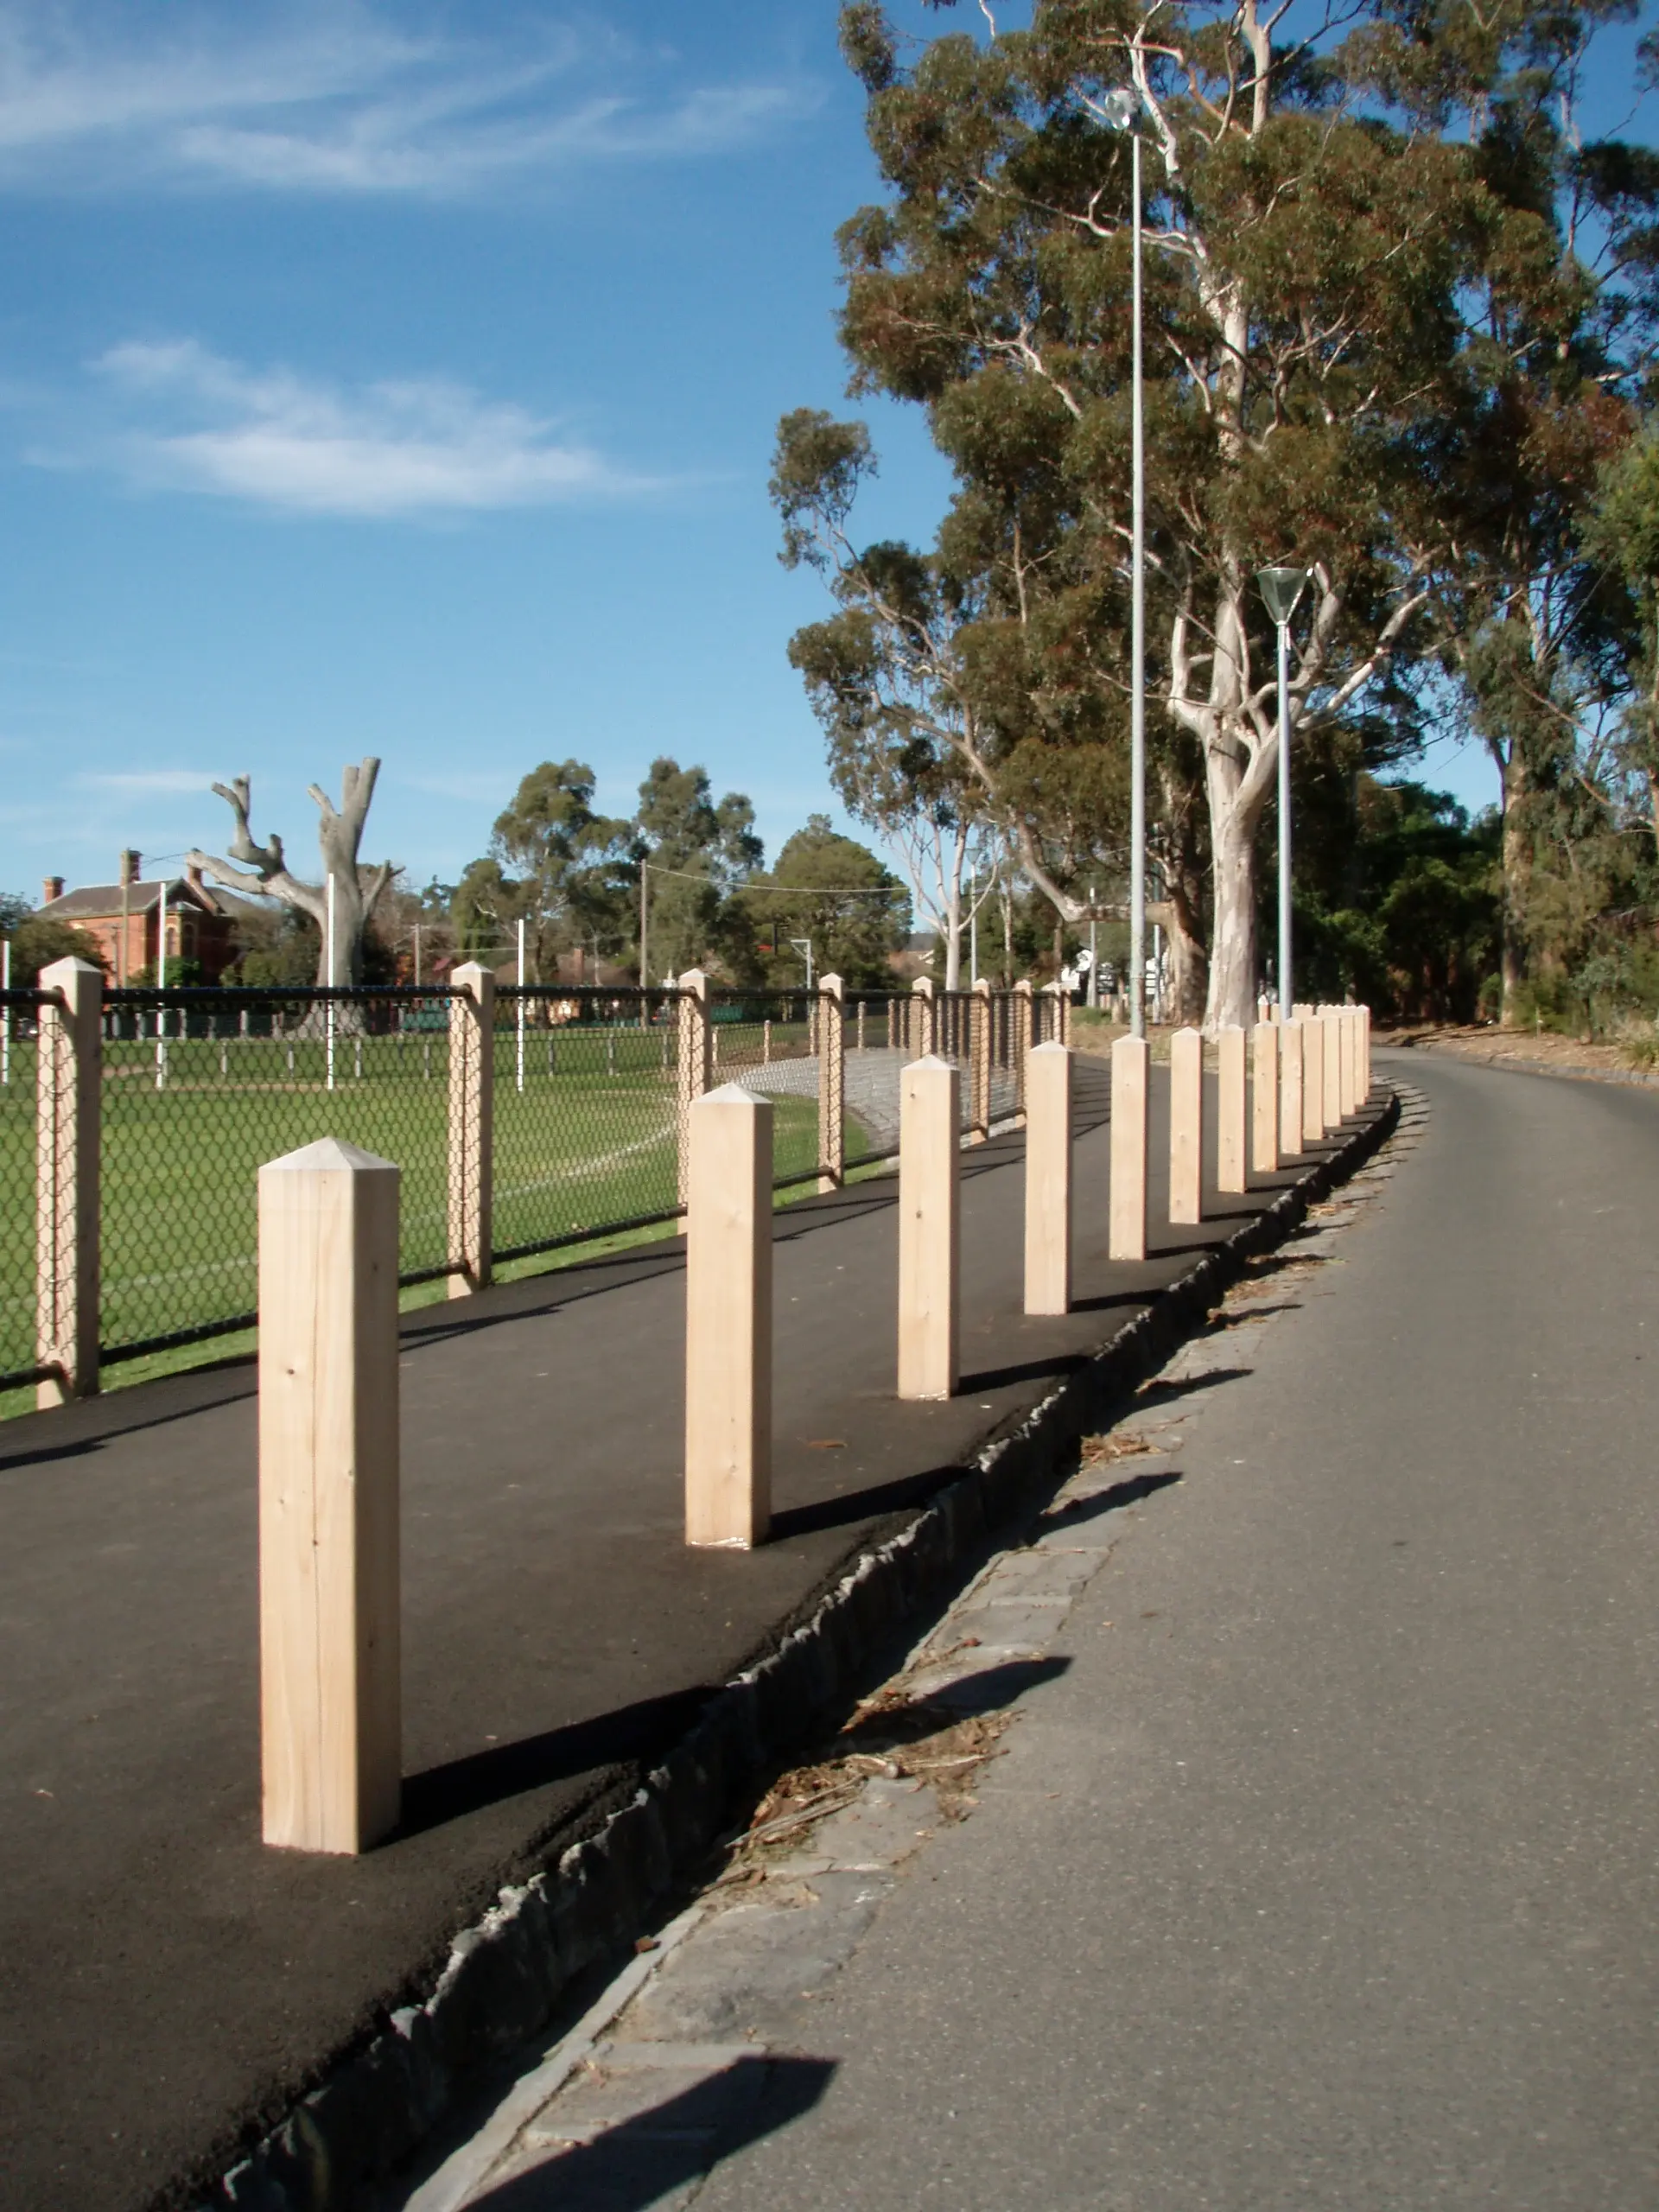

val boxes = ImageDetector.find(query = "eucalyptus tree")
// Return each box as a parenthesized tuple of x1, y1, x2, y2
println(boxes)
(188, 758, 393, 988)
(827, 0, 1507, 1027)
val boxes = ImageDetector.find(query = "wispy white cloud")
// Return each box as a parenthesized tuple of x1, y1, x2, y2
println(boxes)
(75, 768, 214, 793)
(78, 339, 654, 517)
(0, 3, 813, 198)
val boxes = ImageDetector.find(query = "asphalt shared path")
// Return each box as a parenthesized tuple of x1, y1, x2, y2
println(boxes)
(0, 1057, 1367, 2212)
(585, 1049, 1659, 2212)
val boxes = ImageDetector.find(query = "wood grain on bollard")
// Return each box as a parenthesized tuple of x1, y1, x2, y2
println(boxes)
(685, 1085, 772, 1548)
(1338, 1007, 1357, 1116)
(258, 1139, 401, 1856)
(1024, 1041, 1072, 1316)
(899, 1056, 960, 1400)
(1322, 1010, 1343, 1127)
(1301, 1008, 1325, 1143)
(1251, 1021, 1279, 1175)
(1280, 1020, 1305, 1157)
(1169, 1027, 1204, 1224)
(1217, 1025, 1247, 1193)
(1109, 1033, 1149, 1262)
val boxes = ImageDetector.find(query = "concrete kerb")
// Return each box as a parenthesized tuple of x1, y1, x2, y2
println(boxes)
(203, 1084, 1402, 2212)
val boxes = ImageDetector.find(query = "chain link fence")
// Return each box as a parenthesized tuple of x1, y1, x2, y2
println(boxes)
(2, 976, 1065, 1398)
(99, 986, 460, 1363)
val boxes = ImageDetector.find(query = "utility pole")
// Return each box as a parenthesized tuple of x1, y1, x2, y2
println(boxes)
(639, 856, 649, 989)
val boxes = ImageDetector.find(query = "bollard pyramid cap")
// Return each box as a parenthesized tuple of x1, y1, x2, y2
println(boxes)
(1030, 1039, 1070, 1055)
(260, 1136, 397, 1175)
(697, 1081, 770, 1108)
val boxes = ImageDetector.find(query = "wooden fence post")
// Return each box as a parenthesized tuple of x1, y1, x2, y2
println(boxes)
(1251, 1021, 1280, 1174)
(684, 1085, 772, 1548)
(1280, 1019, 1305, 1158)
(258, 1138, 400, 1854)
(447, 962, 493, 1296)
(817, 974, 844, 1194)
(1361, 1004, 1371, 1095)
(910, 976, 936, 1060)
(898, 1056, 960, 1401)
(676, 969, 712, 1210)
(35, 956, 102, 1408)
(1109, 1033, 1149, 1262)
(1013, 980, 1033, 1124)
(1322, 1009, 1343, 1128)
(1217, 1024, 1247, 1194)
(1024, 1040, 1072, 1316)
(970, 978, 993, 1144)
(1169, 1026, 1204, 1225)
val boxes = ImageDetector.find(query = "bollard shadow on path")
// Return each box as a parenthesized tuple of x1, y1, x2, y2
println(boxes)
(769, 1464, 959, 1541)
(1038, 1468, 1182, 1536)
(470, 2054, 837, 2210)
(397, 1687, 713, 1839)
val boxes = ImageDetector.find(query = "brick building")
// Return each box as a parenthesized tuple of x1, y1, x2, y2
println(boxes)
(35, 851, 239, 984)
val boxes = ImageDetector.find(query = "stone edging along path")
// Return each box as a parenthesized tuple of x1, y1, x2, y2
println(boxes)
(201, 1088, 1402, 2212)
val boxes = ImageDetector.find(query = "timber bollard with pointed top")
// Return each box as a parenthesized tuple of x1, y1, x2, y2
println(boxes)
(1217, 1024, 1247, 1194)
(1024, 1040, 1072, 1317)
(1251, 1020, 1279, 1175)
(1338, 1007, 1357, 1116)
(258, 1139, 401, 1855)
(1321, 1008, 1343, 1128)
(1168, 1027, 1204, 1225)
(898, 1056, 960, 1401)
(1109, 1033, 1149, 1262)
(1296, 1004, 1325, 1143)
(684, 1084, 772, 1548)
(1280, 1019, 1305, 1158)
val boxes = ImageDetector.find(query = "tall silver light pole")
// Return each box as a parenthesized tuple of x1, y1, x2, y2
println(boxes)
(1104, 89, 1145, 1037)
(1257, 566, 1309, 1018)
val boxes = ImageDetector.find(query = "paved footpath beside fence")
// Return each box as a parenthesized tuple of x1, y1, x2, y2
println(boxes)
(0, 1058, 1388, 2212)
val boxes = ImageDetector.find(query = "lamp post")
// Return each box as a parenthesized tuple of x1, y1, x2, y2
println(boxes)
(1257, 565, 1309, 1019)
(1103, 87, 1145, 1039)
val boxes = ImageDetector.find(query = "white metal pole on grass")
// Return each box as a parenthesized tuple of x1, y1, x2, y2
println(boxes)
(517, 917, 525, 1093)
(326, 873, 337, 1093)
(969, 865, 978, 988)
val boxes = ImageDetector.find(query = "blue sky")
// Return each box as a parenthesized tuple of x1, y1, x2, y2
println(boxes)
(0, 0, 1649, 905)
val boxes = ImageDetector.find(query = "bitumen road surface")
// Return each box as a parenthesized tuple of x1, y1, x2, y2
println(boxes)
(0, 1058, 1366, 2211)
(493, 1048, 1659, 2212)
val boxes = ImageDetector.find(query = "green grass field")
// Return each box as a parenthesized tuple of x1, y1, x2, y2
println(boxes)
(0, 1020, 822, 1386)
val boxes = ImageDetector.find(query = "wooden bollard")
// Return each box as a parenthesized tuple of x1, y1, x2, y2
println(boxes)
(898, 1056, 960, 1400)
(1322, 1010, 1343, 1128)
(685, 1085, 772, 1548)
(258, 1139, 401, 1855)
(1109, 1033, 1149, 1262)
(1361, 1004, 1371, 1095)
(1309, 1008, 1336, 1132)
(1024, 1041, 1072, 1316)
(1338, 1007, 1357, 1116)
(1217, 1025, 1247, 1194)
(1169, 1027, 1204, 1224)
(1280, 1019, 1305, 1157)
(1251, 1021, 1279, 1175)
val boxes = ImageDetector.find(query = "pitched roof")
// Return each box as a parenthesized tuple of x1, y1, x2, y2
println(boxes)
(38, 878, 227, 920)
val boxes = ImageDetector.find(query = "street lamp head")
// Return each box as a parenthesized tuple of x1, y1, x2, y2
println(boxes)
(1102, 87, 1137, 132)
(1257, 564, 1309, 628)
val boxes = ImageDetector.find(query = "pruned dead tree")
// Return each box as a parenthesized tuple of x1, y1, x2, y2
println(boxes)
(188, 759, 396, 999)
